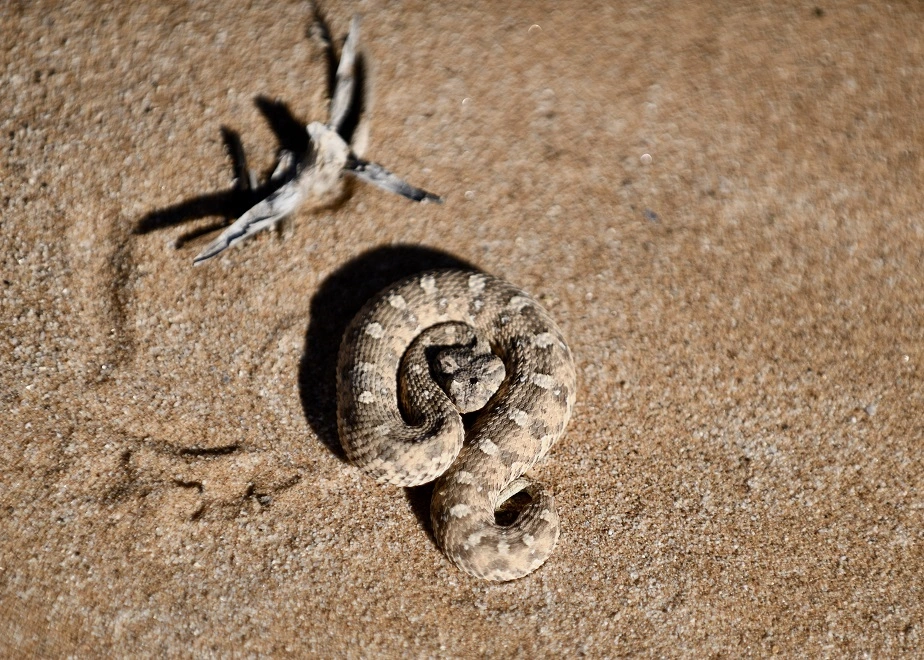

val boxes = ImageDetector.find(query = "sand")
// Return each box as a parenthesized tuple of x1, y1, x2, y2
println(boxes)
(2, 0, 922, 656)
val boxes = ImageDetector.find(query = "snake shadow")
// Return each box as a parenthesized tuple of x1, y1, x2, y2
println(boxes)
(298, 244, 476, 540)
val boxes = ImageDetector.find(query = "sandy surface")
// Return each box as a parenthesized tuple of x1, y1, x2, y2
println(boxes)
(2, 0, 922, 656)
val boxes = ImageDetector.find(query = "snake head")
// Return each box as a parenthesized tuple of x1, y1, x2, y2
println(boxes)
(433, 346, 506, 414)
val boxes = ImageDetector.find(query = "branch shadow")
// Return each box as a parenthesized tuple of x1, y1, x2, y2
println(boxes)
(255, 96, 311, 158)
(298, 245, 475, 545)
(134, 11, 372, 255)
(133, 99, 310, 247)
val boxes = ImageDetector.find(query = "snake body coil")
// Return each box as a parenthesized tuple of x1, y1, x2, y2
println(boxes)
(337, 269, 576, 581)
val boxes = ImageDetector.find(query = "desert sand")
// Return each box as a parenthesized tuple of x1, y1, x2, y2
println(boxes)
(2, 0, 922, 656)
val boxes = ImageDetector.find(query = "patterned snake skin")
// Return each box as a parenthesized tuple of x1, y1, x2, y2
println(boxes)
(337, 269, 576, 581)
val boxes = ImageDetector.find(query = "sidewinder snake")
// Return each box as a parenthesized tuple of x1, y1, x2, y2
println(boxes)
(337, 269, 576, 581)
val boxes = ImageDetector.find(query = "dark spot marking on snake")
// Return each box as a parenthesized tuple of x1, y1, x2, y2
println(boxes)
(529, 417, 550, 440)
(555, 384, 571, 405)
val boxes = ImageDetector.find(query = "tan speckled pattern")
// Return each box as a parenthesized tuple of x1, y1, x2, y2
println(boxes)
(337, 269, 576, 580)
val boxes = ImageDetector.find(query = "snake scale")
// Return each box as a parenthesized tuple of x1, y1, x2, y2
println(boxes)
(337, 269, 576, 581)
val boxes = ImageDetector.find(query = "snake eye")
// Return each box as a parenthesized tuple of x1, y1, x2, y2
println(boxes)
(470, 377, 479, 385)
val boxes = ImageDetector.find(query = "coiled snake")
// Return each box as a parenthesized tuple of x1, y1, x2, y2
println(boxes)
(337, 269, 576, 581)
